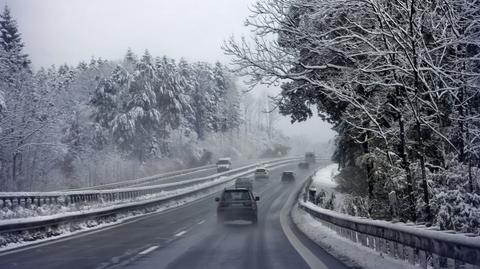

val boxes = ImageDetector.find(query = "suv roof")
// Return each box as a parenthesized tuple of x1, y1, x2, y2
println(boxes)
(235, 177, 251, 182)
(283, 171, 294, 174)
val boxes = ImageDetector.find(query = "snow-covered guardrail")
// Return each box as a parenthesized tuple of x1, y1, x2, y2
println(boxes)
(0, 158, 299, 248)
(0, 157, 300, 210)
(69, 163, 217, 191)
(297, 179, 480, 269)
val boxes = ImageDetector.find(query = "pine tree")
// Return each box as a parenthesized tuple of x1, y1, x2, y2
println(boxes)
(0, 5, 29, 70)
(112, 50, 161, 161)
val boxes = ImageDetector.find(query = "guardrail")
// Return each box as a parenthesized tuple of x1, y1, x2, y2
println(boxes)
(69, 164, 217, 191)
(0, 157, 300, 210)
(297, 178, 480, 269)
(0, 158, 299, 247)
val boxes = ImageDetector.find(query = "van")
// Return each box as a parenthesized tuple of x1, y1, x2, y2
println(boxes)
(216, 157, 232, 172)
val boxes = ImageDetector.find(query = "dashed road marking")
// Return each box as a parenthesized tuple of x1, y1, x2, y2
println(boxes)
(139, 246, 159, 255)
(197, 219, 206, 225)
(175, 230, 187, 237)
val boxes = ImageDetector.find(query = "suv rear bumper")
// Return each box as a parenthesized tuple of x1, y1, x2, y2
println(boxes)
(217, 208, 257, 221)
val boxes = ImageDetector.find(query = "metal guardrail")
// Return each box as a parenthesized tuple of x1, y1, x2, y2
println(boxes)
(0, 157, 300, 210)
(0, 158, 298, 241)
(297, 178, 480, 269)
(68, 164, 217, 191)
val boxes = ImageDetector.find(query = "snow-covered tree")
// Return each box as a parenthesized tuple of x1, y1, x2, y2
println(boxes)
(224, 0, 480, 228)
(0, 5, 29, 71)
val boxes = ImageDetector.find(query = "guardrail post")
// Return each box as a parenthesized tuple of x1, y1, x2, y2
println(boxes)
(359, 233, 367, 247)
(388, 240, 396, 258)
(417, 250, 427, 269)
(374, 236, 381, 252)
(397, 243, 405, 260)
(432, 253, 441, 269)
(446, 258, 455, 269)
(25, 197, 31, 209)
(405, 246, 415, 265)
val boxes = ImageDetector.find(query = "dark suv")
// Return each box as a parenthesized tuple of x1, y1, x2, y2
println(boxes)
(215, 188, 259, 225)
(281, 171, 296, 183)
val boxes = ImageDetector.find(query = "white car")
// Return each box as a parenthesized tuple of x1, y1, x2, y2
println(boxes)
(254, 167, 269, 179)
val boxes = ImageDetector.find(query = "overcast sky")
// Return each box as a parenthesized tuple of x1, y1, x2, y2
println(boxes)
(1, 0, 336, 143)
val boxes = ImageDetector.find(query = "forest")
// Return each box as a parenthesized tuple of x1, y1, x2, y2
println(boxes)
(225, 0, 480, 233)
(0, 6, 287, 192)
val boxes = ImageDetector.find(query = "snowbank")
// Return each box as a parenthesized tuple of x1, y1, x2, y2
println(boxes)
(309, 163, 347, 211)
(311, 163, 339, 189)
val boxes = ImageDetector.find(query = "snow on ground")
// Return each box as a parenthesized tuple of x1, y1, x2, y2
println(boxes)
(311, 163, 339, 189)
(0, 174, 231, 222)
(292, 206, 418, 269)
(309, 163, 346, 211)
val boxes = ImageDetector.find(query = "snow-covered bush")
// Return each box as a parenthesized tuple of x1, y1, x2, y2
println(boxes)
(431, 158, 480, 234)
(341, 195, 369, 217)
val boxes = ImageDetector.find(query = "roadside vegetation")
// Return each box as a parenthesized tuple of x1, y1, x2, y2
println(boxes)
(225, 0, 480, 234)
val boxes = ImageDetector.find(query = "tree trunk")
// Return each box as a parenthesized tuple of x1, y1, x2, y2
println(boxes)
(397, 108, 416, 222)
(408, 0, 431, 223)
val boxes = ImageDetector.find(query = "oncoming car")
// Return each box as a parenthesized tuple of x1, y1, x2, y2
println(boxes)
(215, 188, 259, 225)
(281, 171, 296, 183)
(254, 167, 269, 179)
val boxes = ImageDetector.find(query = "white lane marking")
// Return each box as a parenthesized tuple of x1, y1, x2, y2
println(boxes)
(197, 219, 206, 225)
(280, 180, 330, 269)
(139, 246, 159, 255)
(175, 230, 187, 237)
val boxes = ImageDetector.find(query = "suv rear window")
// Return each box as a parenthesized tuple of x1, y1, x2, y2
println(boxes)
(255, 168, 266, 172)
(217, 160, 231, 164)
(222, 190, 251, 201)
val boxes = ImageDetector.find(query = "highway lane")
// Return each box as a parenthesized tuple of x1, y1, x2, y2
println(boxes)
(109, 157, 284, 188)
(0, 161, 349, 269)
(127, 162, 348, 269)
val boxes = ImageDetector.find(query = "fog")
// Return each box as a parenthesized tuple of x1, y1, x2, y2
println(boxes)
(1, 0, 335, 144)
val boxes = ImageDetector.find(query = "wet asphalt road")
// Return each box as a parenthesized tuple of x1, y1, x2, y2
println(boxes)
(0, 161, 349, 269)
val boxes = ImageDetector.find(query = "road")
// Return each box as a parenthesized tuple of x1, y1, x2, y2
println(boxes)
(0, 162, 349, 269)
(103, 158, 281, 189)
